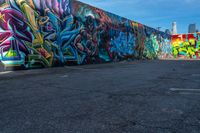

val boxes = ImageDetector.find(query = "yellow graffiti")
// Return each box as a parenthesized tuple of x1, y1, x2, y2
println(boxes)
(13, 0, 54, 67)
(0, 12, 6, 23)
(15, 0, 43, 45)
(172, 38, 199, 58)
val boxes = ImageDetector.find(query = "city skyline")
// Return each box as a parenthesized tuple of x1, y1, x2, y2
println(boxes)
(79, 0, 200, 34)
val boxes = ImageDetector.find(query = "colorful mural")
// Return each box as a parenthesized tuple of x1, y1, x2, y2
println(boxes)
(172, 33, 200, 59)
(0, 0, 172, 69)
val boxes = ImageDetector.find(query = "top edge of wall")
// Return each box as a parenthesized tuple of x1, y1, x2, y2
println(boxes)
(73, 0, 170, 36)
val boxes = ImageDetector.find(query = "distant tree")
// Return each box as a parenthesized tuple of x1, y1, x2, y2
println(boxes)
(165, 29, 171, 35)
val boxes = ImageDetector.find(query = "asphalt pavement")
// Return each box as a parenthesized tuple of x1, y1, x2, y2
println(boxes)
(0, 60, 200, 133)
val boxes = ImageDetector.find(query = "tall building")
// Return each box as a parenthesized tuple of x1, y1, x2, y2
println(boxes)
(188, 24, 196, 33)
(172, 22, 177, 35)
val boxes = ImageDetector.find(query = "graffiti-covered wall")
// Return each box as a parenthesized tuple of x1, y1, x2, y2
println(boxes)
(0, 0, 172, 69)
(172, 33, 200, 59)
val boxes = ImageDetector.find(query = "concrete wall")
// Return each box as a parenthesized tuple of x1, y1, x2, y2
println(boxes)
(172, 33, 200, 59)
(0, 0, 172, 69)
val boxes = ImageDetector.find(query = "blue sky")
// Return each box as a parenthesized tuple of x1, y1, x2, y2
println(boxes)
(78, 0, 200, 34)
